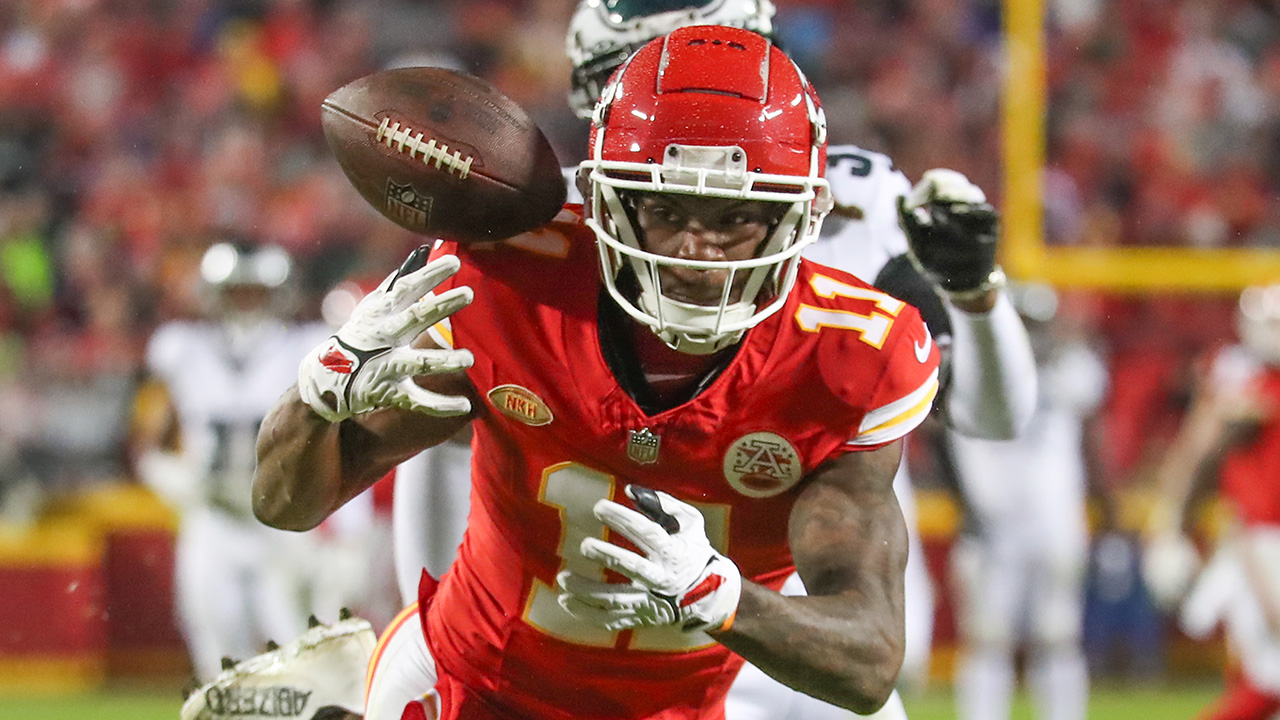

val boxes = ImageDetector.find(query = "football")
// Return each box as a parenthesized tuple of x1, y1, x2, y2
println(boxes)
(321, 67, 566, 243)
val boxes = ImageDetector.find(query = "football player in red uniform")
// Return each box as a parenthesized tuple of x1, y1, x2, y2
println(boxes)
(1142, 285, 1280, 720)
(245, 27, 939, 720)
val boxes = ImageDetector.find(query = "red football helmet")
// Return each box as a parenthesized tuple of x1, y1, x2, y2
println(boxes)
(582, 25, 831, 354)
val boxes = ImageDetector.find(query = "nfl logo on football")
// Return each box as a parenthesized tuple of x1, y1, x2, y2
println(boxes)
(385, 181, 433, 230)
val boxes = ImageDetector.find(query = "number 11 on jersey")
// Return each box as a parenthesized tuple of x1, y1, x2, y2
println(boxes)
(523, 462, 729, 652)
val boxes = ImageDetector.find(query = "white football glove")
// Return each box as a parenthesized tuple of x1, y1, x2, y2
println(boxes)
(298, 247, 475, 423)
(1141, 531, 1202, 610)
(557, 485, 741, 633)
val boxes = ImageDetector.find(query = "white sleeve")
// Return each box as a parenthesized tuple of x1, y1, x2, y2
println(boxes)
(942, 291, 1038, 440)
(392, 451, 433, 605)
(1042, 341, 1109, 415)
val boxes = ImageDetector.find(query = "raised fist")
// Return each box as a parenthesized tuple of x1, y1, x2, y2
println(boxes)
(897, 169, 1001, 296)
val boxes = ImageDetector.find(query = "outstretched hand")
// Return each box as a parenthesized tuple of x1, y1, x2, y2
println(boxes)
(897, 169, 1001, 296)
(297, 246, 475, 423)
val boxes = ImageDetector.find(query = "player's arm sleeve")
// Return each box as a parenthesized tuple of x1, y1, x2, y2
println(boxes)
(939, 290, 1037, 441)
(866, 155, 1035, 440)
(846, 311, 941, 449)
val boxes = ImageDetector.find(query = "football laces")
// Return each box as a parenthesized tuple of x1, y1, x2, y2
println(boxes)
(376, 117, 474, 179)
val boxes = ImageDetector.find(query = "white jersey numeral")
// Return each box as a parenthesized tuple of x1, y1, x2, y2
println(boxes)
(795, 275, 905, 349)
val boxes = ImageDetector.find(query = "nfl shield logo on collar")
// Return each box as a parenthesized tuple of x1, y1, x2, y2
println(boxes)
(627, 428, 661, 465)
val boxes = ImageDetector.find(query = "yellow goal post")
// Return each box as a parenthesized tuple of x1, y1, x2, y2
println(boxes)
(1001, 0, 1280, 292)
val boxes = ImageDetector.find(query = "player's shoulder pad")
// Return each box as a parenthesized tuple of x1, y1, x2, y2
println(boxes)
(793, 265, 941, 446)
(794, 263, 923, 352)
(824, 144, 910, 200)
(146, 321, 202, 376)
(448, 206, 587, 264)
(427, 208, 594, 350)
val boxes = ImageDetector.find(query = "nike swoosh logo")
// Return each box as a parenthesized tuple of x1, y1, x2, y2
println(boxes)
(914, 335, 932, 363)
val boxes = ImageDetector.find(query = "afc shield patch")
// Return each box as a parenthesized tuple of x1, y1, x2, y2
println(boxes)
(385, 181, 433, 231)
(627, 428, 661, 465)
(723, 432, 802, 498)
(487, 384, 553, 426)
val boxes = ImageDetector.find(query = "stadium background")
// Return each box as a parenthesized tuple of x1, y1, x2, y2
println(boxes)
(0, 0, 1275, 716)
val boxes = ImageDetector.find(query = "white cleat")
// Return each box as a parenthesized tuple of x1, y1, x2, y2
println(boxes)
(180, 614, 377, 720)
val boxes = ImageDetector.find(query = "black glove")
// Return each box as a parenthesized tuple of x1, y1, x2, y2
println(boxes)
(897, 170, 1001, 295)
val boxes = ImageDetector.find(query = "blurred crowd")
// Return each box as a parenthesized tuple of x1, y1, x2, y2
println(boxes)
(0, 0, 1276, 539)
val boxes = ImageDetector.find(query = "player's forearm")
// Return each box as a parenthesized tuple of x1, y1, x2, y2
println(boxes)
(942, 290, 1037, 440)
(713, 582, 903, 714)
(253, 386, 365, 531)
(713, 447, 908, 714)
(1149, 399, 1234, 534)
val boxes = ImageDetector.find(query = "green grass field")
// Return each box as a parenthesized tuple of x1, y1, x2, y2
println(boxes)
(0, 682, 1223, 720)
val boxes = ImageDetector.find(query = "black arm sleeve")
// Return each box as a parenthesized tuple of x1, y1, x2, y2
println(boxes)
(873, 253, 951, 341)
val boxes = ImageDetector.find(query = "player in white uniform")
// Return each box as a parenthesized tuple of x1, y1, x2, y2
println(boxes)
(132, 241, 333, 682)
(946, 285, 1105, 720)
(389, 4, 1037, 720)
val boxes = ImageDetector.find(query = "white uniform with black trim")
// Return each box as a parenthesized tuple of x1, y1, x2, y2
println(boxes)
(145, 319, 329, 681)
(947, 339, 1106, 720)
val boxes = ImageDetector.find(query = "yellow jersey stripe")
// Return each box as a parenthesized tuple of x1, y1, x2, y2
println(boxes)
(366, 602, 420, 700)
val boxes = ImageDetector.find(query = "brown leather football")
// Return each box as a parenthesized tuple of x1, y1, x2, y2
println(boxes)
(321, 67, 566, 243)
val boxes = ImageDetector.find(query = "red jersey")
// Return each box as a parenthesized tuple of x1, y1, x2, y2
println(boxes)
(419, 207, 940, 720)
(1216, 349, 1280, 527)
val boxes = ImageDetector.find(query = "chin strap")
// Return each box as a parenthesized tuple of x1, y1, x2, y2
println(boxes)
(640, 293, 753, 355)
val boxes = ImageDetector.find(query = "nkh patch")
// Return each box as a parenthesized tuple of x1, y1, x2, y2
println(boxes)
(627, 427, 661, 465)
(723, 432, 802, 497)
(487, 384, 553, 426)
